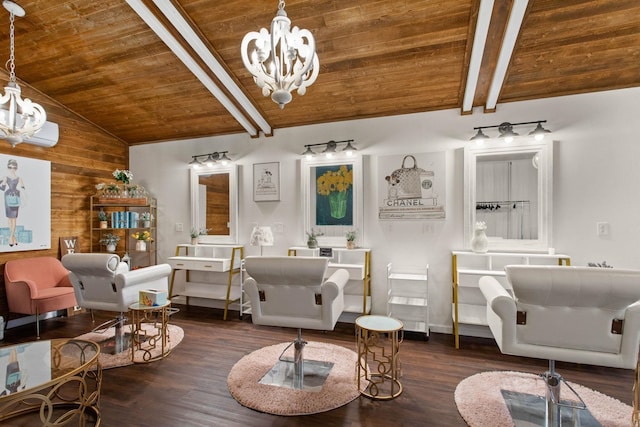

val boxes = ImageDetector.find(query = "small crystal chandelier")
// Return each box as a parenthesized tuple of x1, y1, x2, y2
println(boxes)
(241, 0, 319, 109)
(0, 1, 46, 147)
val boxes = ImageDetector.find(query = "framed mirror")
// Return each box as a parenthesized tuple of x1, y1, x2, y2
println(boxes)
(190, 164, 238, 244)
(302, 155, 363, 248)
(464, 139, 553, 251)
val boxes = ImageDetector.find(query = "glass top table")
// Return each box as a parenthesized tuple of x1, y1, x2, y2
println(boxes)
(0, 339, 101, 426)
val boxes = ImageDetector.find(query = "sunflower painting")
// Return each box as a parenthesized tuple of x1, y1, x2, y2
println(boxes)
(315, 164, 353, 226)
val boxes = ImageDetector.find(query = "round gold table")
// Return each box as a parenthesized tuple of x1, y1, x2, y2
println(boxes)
(129, 301, 172, 363)
(0, 339, 101, 426)
(355, 315, 403, 400)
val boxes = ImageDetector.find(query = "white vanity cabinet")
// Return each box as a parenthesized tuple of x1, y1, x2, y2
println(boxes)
(387, 263, 429, 338)
(168, 244, 244, 320)
(451, 250, 570, 349)
(288, 246, 371, 321)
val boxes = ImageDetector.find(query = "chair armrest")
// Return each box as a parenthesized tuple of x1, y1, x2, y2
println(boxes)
(7, 278, 39, 298)
(479, 276, 515, 319)
(115, 264, 172, 291)
(322, 269, 349, 301)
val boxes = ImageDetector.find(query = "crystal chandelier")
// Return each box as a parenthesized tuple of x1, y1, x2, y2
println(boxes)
(0, 1, 46, 147)
(241, 0, 319, 109)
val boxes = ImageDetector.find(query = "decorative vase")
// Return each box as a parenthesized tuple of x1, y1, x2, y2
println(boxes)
(328, 191, 348, 219)
(136, 240, 147, 252)
(100, 221, 108, 229)
(471, 228, 489, 253)
(191, 237, 198, 245)
(143, 220, 151, 228)
(106, 243, 116, 253)
(346, 240, 356, 249)
(307, 238, 318, 249)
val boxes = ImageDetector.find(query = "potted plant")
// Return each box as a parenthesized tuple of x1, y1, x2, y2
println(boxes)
(140, 212, 152, 228)
(306, 228, 324, 249)
(98, 210, 108, 229)
(99, 233, 120, 253)
(345, 230, 357, 249)
(190, 228, 200, 245)
(131, 230, 153, 251)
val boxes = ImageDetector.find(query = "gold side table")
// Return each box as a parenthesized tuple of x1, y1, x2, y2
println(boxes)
(129, 301, 172, 363)
(356, 315, 403, 400)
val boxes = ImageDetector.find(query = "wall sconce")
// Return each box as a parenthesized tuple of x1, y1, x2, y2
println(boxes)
(470, 121, 551, 145)
(189, 151, 232, 169)
(302, 139, 357, 159)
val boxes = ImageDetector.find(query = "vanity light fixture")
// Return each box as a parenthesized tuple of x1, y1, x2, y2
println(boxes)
(241, 0, 319, 109)
(470, 121, 550, 145)
(301, 139, 356, 159)
(188, 151, 232, 169)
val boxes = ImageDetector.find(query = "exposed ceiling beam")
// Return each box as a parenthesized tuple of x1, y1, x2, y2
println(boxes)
(126, 0, 264, 137)
(462, 0, 529, 113)
(486, 0, 529, 111)
(462, 0, 494, 113)
(152, 0, 271, 136)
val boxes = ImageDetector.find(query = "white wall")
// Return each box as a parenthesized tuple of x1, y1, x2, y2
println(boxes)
(130, 87, 640, 333)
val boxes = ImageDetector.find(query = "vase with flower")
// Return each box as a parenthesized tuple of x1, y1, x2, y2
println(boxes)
(306, 228, 324, 249)
(113, 169, 133, 197)
(131, 230, 153, 252)
(140, 212, 152, 228)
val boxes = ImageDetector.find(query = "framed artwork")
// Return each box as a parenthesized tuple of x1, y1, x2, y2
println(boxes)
(0, 154, 51, 252)
(301, 155, 363, 247)
(253, 162, 280, 202)
(377, 152, 446, 220)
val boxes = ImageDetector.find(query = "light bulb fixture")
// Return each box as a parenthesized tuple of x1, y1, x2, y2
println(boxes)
(0, 1, 46, 147)
(529, 122, 552, 141)
(188, 151, 232, 169)
(241, 0, 319, 109)
(470, 121, 550, 145)
(301, 139, 356, 159)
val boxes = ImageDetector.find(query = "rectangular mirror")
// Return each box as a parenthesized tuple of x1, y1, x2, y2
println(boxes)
(190, 164, 238, 244)
(464, 139, 553, 251)
(302, 155, 363, 247)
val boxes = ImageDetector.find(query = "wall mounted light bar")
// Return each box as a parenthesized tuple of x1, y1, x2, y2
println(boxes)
(301, 139, 356, 159)
(189, 151, 231, 169)
(470, 120, 550, 145)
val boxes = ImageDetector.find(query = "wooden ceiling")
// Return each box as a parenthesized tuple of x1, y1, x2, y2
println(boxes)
(1, 0, 638, 145)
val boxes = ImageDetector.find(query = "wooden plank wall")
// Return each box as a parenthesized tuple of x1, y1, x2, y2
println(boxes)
(0, 79, 128, 322)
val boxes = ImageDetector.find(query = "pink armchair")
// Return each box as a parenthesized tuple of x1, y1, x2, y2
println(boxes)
(4, 256, 77, 338)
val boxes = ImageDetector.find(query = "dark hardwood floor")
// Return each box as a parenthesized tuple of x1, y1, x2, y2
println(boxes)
(1, 305, 635, 426)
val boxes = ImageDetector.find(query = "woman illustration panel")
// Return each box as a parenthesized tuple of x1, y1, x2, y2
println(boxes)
(0, 159, 26, 246)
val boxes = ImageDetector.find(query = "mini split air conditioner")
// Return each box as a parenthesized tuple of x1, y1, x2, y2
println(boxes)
(23, 120, 59, 147)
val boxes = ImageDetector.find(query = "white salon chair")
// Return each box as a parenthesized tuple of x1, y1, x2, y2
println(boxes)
(480, 265, 640, 426)
(62, 253, 172, 353)
(243, 256, 350, 389)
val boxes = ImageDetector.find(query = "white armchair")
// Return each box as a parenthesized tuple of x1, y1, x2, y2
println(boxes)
(62, 253, 172, 353)
(480, 265, 640, 426)
(243, 256, 350, 388)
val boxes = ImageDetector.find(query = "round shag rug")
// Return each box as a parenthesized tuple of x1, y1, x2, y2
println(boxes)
(454, 370, 632, 427)
(227, 341, 360, 416)
(76, 323, 184, 368)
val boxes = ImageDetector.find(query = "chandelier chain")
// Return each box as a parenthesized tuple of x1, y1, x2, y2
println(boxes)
(7, 10, 15, 82)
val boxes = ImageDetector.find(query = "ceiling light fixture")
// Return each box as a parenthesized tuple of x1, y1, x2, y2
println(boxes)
(241, 0, 319, 109)
(0, 1, 46, 147)
(188, 151, 231, 169)
(301, 139, 356, 159)
(470, 121, 550, 145)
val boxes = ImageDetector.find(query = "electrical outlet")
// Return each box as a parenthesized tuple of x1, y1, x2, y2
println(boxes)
(274, 222, 284, 233)
(596, 222, 609, 236)
(175, 222, 183, 232)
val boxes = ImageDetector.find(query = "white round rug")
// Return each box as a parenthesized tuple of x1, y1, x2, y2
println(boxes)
(454, 371, 632, 427)
(227, 341, 360, 416)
